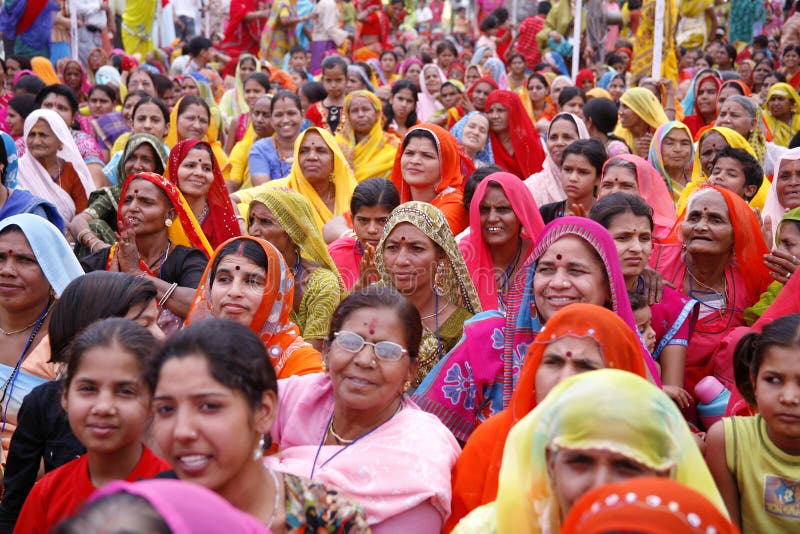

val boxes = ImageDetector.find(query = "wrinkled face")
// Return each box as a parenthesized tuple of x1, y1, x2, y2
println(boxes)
(778, 221, 800, 258)
(89, 89, 115, 117)
(606, 211, 653, 279)
(133, 102, 168, 139)
(348, 95, 378, 136)
(776, 158, 800, 210)
(599, 163, 639, 197)
(716, 100, 755, 138)
(40, 93, 75, 127)
(247, 202, 293, 254)
(479, 185, 521, 249)
(439, 84, 461, 109)
(124, 143, 160, 176)
(26, 119, 61, 161)
(62, 345, 151, 457)
(533, 236, 609, 322)
(681, 189, 734, 257)
(270, 96, 301, 141)
(118, 178, 173, 236)
(460, 114, 489, 154)
(698, 132, 728, 176)
(400, 136, 440, 189)
(382, 223, 440, 295)
(534, 336, 605, 403)
(660, 128, 693, 169)
(423, 67, 443, 95)
(346, 72, 368, 94)
(547, 118, 580, 167)
(0, 230, 50, 313)
(768, 93, 793, 120)
(243, 78, 267, 110)
(176, 103, 210, 141)
(486, 102, 509, 133)
(298, 131, 334, 184)
(208, 254, 267, 327)
(250, 97, 272, 138)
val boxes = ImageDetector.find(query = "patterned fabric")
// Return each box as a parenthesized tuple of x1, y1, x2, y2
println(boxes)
(648, 121, 694, 206)
(293, 267, 342, 341)
(283, 472, 370, 532)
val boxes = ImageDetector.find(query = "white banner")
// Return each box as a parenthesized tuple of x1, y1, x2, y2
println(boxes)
(572, 0, 582, 82)
(652, 0, 665, 78)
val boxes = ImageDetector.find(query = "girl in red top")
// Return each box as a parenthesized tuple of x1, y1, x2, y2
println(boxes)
(15, 318, 170, 533)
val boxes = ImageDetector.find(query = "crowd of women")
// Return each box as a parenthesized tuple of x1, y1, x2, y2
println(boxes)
(0, 1, 800, 533)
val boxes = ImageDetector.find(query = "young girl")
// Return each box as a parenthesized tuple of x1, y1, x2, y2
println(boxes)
(539, 138, 606, 223)
(306, 56, 349, 136)
(706, 314, 800, 532)
(15, 318, 169, 532)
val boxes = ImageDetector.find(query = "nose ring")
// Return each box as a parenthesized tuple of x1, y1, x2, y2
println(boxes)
(561, 280, 570, 288)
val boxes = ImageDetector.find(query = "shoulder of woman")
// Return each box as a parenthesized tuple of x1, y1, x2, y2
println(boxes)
(398, 402, 462, 451)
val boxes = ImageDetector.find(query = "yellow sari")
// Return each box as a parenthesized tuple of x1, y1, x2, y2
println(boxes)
(336, 91, 399, 182)
(235, 127, 357, 231)
(614, 88, 669, 149)
(677, 126, 771, 211)
(454, 370, 727, 534)
(763, 83, 800, 148)
(165, 97, 231, 180)
(631, 0, 679, 82)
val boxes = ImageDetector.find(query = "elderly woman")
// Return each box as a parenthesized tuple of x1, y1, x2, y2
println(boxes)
(248, 188, 345, 350)
(451, 112, 494, 168)
(391, 124, 473, 234)
(235, 127, 358, 233)
(267, 286, 461, 533)
(459, 172, 544, 312)
(763, 149, 800, 242)
(0, 214, 84, 453)
(524, 113, 590, 207)
(648, 121, 694, 205)
(484, 90, 545, 179)
(414, 217, 658, 443)
(651, 185, 773, 409)
(17, 109, 96, 225)
(716, 94, 787, 177)
(446, 304, 649, 530)
(336, 90, 399, 182)
(615, 87, 669, 158)
(375, 202, 481, 386)
(80, 172, 211, 328)
(452, 370, 726, 533)
(185, 236, 322, 377)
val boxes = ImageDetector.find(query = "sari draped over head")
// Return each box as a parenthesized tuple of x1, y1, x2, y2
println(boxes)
(414, 217, 657, 444)
(683, 73, 721, 138)
(575, 69, 595, 89)
(561, 477, 738, 534)
(483, 58, 510, 90)
(602, 154, 677, 241)
(376, 201, 481, 315)
(113, 132, 169, 188)
(220, 53, 262, 125)
(485, 91, 545, 179)
(185, 236, 323, 378)
(450, 111, 495, 167)
(30, 56, 60, 85)
(390, 124, 473, 234)
(466, 76, 498, 106)
(17, 109, 96, 223)
(764, 82, 800, 147)
(337, 90, 399, 182)
(615, 88, 669, 150)
(166, 140, 241, 249)
(417, 64, 448, 123)
(524, 113, 590, 207)
(56, 58, 90, 102)
(648, 121, 695, 206)
(220, 0, 262, 71)
(678, 126, 770, 212)
(95, 65, 122, 88)
(597, 69, 622, 91)
(653, 185, 772, 393)
(111, 172, 212, 272)
(459, 173, 545, 311)
(446, 304, 649, 532)
(236, 127, 357, 232)
(400, 58, 423, 78)
(86, 48, 110, 85)
(165, 97, 230, 178)
(455, 371, 725, 534)
(249, 188, 345, 297)
(762, 148, 800, 241)
(679, 68, 719, 119)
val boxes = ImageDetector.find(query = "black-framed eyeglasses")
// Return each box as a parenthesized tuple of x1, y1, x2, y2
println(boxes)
(333, 331, 408, 361)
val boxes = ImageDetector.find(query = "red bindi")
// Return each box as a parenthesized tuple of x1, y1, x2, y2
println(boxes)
(556, 254, 563, 261)
(565, 351, 572, 357)
(234, 265, 241, 271)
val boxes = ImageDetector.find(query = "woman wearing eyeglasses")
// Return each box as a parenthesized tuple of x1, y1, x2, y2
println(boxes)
(184, 236, 323, 379)
(267, 286, 461, 534)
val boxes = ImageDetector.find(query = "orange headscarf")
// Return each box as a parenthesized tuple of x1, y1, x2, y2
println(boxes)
(185, 236, 322, 378)
(562, 477, 740, 534)
(446, 304, 648, 532)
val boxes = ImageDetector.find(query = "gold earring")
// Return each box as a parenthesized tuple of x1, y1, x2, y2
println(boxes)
(165, 218, 173, 228)
(402, 381, 411, 393)
(321, 360, 328, 372)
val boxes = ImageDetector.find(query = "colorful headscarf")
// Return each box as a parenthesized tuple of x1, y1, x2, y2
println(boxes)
(94, 65, 122, 87)
(484, 90, 546, 178)
(348, 64, 376, 93)
(450, 111, 494, 167)
(616, 88, 669, 149)
(375, 201, 481, 315)
(116, 132, 169, 183)
(185, 235, 321, 377)
(764, 82, 800, 147)
(597, 69, 622, 91)
(688, 73, 722, 117)
(417, 63, 447, 122)
(679, 68, 719, 116)
(762, 147, 800, 242)
(561, 477, 737, 534)
(492, 370, 726, 534)
(337, 90, 399, 182)
(460, 172, 545, 311)
(483, 58, 509, 90)
(165, 97, 229, 177)
(602, 154, 677, 240)
(648, 121, 694, 205)
(1, 131, 19, 188)
(56, 58, 91, 101)
(166, 140, 241, 249)
(248, 188, 345, 297)
(400, 58, 423, 78)
(226, 53, 262, 119)
(575, 68, 595, 88)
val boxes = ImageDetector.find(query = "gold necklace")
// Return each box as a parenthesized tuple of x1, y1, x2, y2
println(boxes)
(686, 263, 727, 298)
(0, 300, 54, 335)
(420, 301, 450, 321)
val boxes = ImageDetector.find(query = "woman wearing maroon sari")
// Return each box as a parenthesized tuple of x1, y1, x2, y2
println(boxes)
(485, 90, 545, 179)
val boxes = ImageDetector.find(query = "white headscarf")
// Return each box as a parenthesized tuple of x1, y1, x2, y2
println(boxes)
(17, 109, 96, 223)
(763, 147, 800, 243)
(417, 63, 447, 123)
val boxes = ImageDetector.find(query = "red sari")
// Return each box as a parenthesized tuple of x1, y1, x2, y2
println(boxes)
(220, 0, 263, 76)
(485, 90, 545, 178)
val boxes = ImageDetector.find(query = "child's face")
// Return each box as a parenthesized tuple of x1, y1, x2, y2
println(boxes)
(753, 345, 800, 447)
(322, 66, 346, 99)
(290, 52, 307, 70)
(708, 157, 752, 200)
(381, 54, 397, 74)
(633, 307, 657, 353)
(62, 343, 151, 456)
(438, 49, 455, 68)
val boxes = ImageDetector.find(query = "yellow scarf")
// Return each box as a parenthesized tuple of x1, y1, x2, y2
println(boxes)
(336, 91, 399, 182)
(764, 82, 800, 148)
(165, 97, 230, 180)
(614, 88, 669, 149)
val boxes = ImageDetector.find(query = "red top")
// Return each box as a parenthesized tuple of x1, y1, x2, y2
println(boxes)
(516, 15, 546, 68)
(14, 446, 169, 533)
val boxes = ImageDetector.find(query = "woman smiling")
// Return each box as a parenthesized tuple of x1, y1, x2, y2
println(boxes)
(337, 90, 399, 182)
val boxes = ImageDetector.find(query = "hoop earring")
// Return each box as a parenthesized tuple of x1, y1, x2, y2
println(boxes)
(402, 381, 411, 393)
(433, 261, 445, 296)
